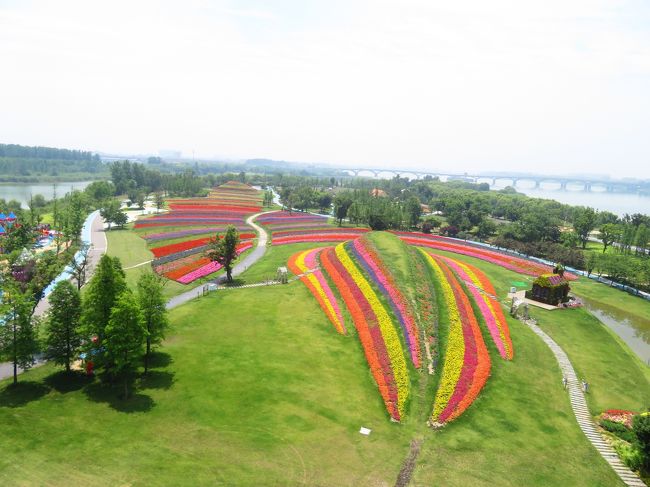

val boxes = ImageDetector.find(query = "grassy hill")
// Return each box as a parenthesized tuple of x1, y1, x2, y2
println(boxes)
(1, 231, 646, 485)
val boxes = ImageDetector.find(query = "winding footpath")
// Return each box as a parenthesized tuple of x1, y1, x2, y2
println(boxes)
(525, 320, 646, 487)
(165, 210, 276, 310)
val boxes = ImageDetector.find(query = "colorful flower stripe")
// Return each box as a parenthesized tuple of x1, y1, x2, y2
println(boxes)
(349, 238, 421, 368)
(144, 226, 251, 242)
(154, 254, 203, 274)
(440, 256, 514, 360)
(164, 257, 211, 280)
(320, 247, 399, 421)
(168, 204, 260, 213)
(400, 235, 577, 280)
(176, 242, 254, 284)
(422, 251, 490, 425)
(336, 243, 410, 419)
(150, 233, 256, 258)
(272, 228, 367, 238)
(273, 233, 369, 246)
(287, 248, 346, 334)
(265, 222, 334, 232)
(135, 219, 242, 228)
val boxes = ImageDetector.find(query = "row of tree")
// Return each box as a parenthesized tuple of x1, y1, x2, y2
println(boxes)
(0, 256, 169, 398)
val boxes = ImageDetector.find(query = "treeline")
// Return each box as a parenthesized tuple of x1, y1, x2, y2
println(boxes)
(0, 143, 104, 180)
(0, 143, 99, 161)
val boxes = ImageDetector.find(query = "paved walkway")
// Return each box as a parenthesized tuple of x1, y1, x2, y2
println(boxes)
(166, 210, 277, 310)
(525, 320, 646, 487)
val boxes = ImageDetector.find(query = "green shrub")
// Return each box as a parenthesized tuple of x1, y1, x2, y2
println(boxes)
(600, 419, 636, 443)
(633, 413, 650, 471)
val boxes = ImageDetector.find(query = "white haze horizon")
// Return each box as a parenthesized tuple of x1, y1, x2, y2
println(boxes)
(1, 0, 650, 179)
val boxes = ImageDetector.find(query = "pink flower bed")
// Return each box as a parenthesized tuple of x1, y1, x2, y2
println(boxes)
(176, 242, 254, 284)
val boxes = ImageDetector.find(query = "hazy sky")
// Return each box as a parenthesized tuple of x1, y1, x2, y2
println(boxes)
(1, 0, 649, 178)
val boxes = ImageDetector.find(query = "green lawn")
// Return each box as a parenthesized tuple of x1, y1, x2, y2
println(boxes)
(2, 232, 647, 485)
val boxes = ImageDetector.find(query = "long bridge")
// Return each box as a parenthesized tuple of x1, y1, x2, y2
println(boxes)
(339, 169, 650, 194)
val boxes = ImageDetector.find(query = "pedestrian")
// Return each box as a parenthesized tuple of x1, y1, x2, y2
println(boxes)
(581, 380, 589, 393)
(562, 376, 568, 389)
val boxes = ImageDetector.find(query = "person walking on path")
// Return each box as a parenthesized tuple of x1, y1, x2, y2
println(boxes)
(581, 379, 589, 394)
(562, 376, 568, 390)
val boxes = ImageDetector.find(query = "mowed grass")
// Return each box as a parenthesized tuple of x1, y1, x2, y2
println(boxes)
(0, 284, 410, 486)
(1, 232, 645, 485)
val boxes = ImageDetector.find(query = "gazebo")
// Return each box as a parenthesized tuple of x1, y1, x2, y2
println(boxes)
(525, 273, 571, 306)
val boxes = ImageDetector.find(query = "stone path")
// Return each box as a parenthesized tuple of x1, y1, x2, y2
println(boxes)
(166, 210, 277, 310)
(525, 320, 646, 487)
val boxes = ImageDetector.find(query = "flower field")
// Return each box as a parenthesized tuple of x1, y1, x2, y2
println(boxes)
(439, 256, 514, 360)
(287, 232, 518, 424)
(320, 243, 410, 421)
(257, 211, 369, 245)
(136, 181, 262, 284)
(287, 247, 346, 334)
(395, 232, 577, 280)
(348, 238, 421, 368)
(422, 250, 491, 426)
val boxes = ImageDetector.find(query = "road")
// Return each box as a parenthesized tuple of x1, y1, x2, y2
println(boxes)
(0, 211, 107, 381)
(166, 210, 276, 310)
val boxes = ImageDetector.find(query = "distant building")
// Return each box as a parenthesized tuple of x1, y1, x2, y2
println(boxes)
(370, 188, 388, 197)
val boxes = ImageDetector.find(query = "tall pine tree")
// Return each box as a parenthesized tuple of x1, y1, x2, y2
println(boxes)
(45, 280, 82, 372)
(137, 272, 169, 374)
(0, 278, 38, 385)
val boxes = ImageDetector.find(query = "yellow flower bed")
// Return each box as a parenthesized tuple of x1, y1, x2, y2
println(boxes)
(336, 243, 410, 417)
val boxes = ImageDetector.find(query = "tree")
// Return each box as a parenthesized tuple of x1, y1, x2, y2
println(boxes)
(137, 272, 169, 374)
(599, 223, 620, 253)
(476, 219, 497, 240)
(114, 210, 129, 229)
(206, 225, 240, 282)
(100, 199, 121, 230)
(585, 251, 598, 278)
(154, 192, 165, 213)
(85, 180, 116, 202)
(82, 255, 127, 361)
(0, 278, 38, 385)
(104, 291, 146, 399)
(560, 231, 580, 248)
(634, 224, 648, 256)
(573, 207, 597, 249)
(136, 191, 146, 210)
(69, 242, 92, 290)
(333, 193, 353, 226)
(405, 196, 422, 228)
(44, 280, 82, 372)
(316, 192, 333, 214)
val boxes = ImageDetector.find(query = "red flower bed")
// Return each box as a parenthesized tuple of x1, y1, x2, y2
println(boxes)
(150, 232, 256, 258)
(164, 257, 211, 280)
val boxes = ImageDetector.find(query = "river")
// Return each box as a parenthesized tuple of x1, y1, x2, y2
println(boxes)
(497, 184, 650, 217)
(0, 181, 93, 207)
(582, 298, 650, 365)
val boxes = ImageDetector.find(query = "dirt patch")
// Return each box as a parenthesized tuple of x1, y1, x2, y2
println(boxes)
(394, 438, 422, 487)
